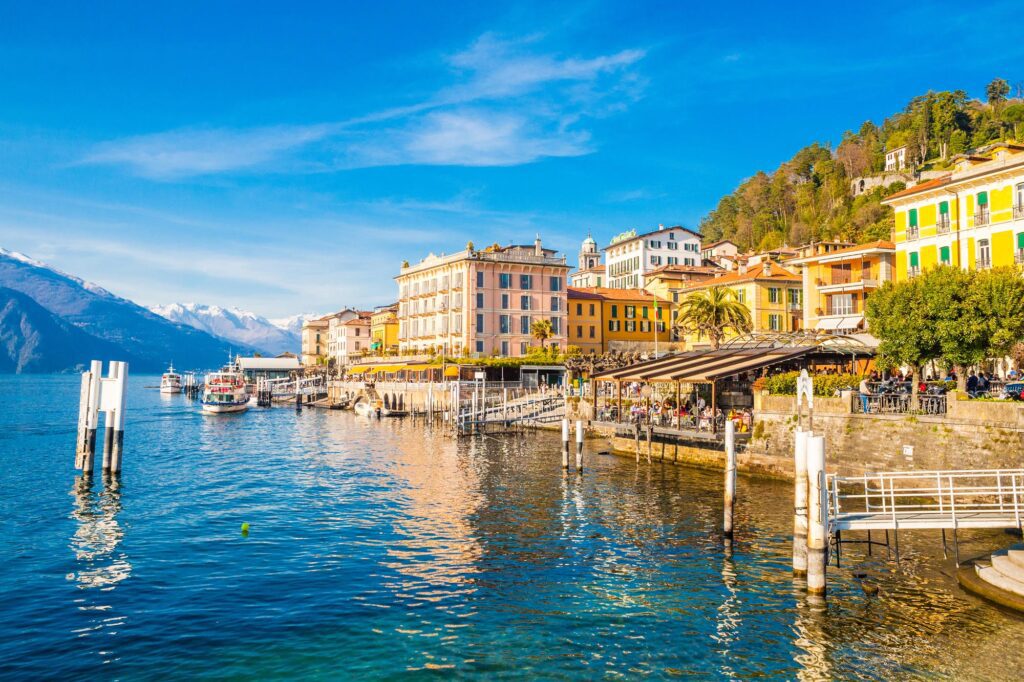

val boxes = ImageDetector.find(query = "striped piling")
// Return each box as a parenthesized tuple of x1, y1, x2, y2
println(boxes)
(793, 429, 809, 576)
(723, 419, 736, 540)
(806, 434, 827, 595)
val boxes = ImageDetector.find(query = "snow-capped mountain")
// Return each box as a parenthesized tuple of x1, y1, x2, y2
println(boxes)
(269, 312, 321, 336)
(150, 303, 302, 356)
(0, 248, 243, 373)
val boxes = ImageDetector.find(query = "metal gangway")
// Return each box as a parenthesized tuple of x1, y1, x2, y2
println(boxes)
(255, 375, 327, 405)
(455, 391, 565, 435)
(827, 468, 1024, 564)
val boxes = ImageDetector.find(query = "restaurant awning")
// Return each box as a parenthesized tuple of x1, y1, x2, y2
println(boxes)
(835, 315, 864, 331)
(348, 366, 370, 375)
(592, 347, 813, 383)
(444, 366, 460, 377)
(815, 317, 841, 331)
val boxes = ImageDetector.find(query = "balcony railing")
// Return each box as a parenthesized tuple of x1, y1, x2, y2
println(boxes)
(1016, 249, 1024, 265)
(936, 215, 951, 234)
(977, 257, 992, 270)
(908, 266, 921, 278)
(906, 226, 919, 240)
(1015, 204, 1024, 220)
(975, 207, 990, 226)
(861, 278, 879, 288)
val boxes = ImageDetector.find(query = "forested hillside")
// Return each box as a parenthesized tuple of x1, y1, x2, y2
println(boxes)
(699, 78, 1024, 250)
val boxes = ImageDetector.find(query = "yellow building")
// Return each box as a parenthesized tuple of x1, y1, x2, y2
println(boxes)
(300, 316, 330, 366)
(567, 287, 670, 353)
(642, 263, 723, 305)
(370, 305, 399, 355)
(675, 262, 802, 348)
(789, 240, 895, 334)
(882, 141, 1024, 279)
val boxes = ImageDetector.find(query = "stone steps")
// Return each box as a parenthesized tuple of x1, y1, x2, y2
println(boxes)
(975, 564, 1024, 597)
(1007, 548, 1024, 570)
(991, 554, 1024, 587)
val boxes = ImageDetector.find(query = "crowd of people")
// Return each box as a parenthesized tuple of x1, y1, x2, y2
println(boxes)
(625, 399, 753, 433)
(857, 368, 1023, 412)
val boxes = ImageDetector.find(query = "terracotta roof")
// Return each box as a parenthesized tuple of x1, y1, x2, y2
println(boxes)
(882, 175, 951, 201)
(573, 264, 606, 273)
(683, 262, 799, 289)
(702, 239, 737, 249)
(644, 264, 722, 277)
(792, 240, 895, 263)
(603, 225, 702, 250)
(568, 286, 667, 303)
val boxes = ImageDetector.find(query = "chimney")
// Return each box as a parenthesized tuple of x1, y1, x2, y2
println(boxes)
(658, 223, 665, 230)
(739, 263, 748, 275)
(764, 261, 772, 276)
(534, 233, 542, 256)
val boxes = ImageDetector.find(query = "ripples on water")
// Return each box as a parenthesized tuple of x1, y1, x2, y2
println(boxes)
(1, 375, 1023, 680)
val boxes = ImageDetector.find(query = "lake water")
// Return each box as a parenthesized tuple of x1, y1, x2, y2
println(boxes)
(2, 374, 1024, 680)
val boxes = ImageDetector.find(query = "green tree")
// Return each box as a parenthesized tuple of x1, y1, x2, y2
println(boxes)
(969, 267, 1024, 364)
(866, 277, 940, 407)
(531, 319, 553, 349)
(986, 77, 1011, 110)
(674, 287, 751, 349)
(1002, 103, 1024, 141)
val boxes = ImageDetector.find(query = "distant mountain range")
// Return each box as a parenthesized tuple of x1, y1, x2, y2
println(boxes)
(148, 303, 316, 356)
(0, 248, 254, 373)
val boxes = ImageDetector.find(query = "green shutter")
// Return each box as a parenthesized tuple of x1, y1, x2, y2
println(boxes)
(909, 252, 919, 267)
(1017, 233, 1024, 249)
(940, 246, 950, 263)
(978, 191, 988, 206)
(939, 200, 949, 214)
(909, 208, 918, 227)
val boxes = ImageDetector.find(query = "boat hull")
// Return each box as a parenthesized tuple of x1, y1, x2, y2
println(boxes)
(201, 401, 250, 414)
(160, 386, 182, 394)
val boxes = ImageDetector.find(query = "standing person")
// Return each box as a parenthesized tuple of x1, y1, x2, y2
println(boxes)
(859, 376, 872, 414)
(967, 372, 979, 397)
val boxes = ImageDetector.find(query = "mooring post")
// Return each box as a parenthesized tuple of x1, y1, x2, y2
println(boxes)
(634, 421, 641, 463)
(575, 419, 584, 472)
(645, 421, 653, 464)
(295, 389, 302, 411)
(793, 429, 809, 576)
(724, 419, 737, 540)
(75, 366, 97, 471)
(110, 361, 128, 474)
(806, 434, 827, 595)
(561, 418, 570, 469)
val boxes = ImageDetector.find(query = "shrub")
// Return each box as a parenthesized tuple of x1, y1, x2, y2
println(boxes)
(764, 371, 863, 397)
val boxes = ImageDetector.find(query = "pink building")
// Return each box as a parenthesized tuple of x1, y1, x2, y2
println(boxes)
(327, 310, 372, 365)
(396, 237, 570, 357)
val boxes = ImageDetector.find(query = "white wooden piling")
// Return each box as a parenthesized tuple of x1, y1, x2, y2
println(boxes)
(77, 360, 127, 475)
(561, 418, 570, 469)
(109, 361, 128, 473)
(575, 419, 584, 472)
(793, 429, 809, 576)
(806, 434, 827, 595)
(723, 419, 736, 539)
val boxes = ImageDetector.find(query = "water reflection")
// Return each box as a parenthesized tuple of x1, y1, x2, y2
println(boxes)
(68, 474, 130, 665)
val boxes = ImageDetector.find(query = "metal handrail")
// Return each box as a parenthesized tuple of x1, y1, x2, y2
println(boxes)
(827, 469, 1024, 527)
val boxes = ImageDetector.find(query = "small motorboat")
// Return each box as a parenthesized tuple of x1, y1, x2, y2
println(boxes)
(354, 399, 381, 418)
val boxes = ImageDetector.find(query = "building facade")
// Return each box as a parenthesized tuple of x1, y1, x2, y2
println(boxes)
(370, 305, 399, 355)
(643, 263, 723, 306)
(395, 238, 570, 357)
(604, 225, 702, 289)
(675, 262, 803, 348)
(882, 141, 1024, 279)
(567, 287, 670, 353)
(327, 310, 371, 366)
(300, 316, 330, 366)
(790, 240, 895, 334)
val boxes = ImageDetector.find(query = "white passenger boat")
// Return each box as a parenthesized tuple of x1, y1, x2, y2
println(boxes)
(160, 364, 183, 393)
(201, 363, 250, 414)
(354, 399, 380, 418)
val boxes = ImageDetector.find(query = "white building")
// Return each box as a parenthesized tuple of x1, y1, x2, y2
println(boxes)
(326, 309, 371, 366)
(604, 224, 701, 289)
(885, 145, 907, 172)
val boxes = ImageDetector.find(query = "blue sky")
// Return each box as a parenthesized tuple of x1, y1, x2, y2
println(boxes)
(1, 1, 1021, 317)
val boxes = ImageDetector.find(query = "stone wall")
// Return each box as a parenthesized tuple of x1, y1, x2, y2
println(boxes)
(749, 392, 1024, 478)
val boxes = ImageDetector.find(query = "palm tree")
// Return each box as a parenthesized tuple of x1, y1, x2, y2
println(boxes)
(674, 287, 752, 349)
(531, 319, 553, 349)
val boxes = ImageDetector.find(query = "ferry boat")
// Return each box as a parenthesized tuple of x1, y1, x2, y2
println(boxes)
(201, 363, 250, 414)
(160, 364, 183, 393)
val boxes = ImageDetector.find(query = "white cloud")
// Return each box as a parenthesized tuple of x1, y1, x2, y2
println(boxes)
(77, 32, 646, 179)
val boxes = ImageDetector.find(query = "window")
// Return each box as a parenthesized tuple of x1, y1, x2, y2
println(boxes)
(520, 316, 531, 334)
(499, 273, 512, 289)
(640, 321, 650, 332)
(907, 208, 919, 239)
(501, 293, 509, 309)
(735, 289, 745, 304)
(642, 306, 649, 319)
(938, 200, 951, 231)
(1017, 233, 1024, 264)
(476, 293, 484, 308)
(476, 271, 484, 287)
(908, 208, 918, 227)
(768, 314, 782, 332)
(668, 257, 678, 265)
(589, 303, 595, 316)
(829, 293, 854, 316)
(550, 317, 561, 334)
(940, 245, 951, 265)
(649, 240, 662, 248)
(650, 255, 661, 266)
(476, 340, 484, 354)
(625, 305, 636, 319)
(501, 341, 509, 356)
(589, 326, 595, 338)
(1016, 183, 1024, 218)
(476, 314, 484, 333)
(908, 251, 920, 276)
(576, 325, 583, 338)
(551, 297, 560, 312)
(976, 192, 990, 225)
(500, 315, 510, 334)
(608, 320, 620, 332)
(768, 287, 780, 304)
(550, 276, 562, 291)
(611, 304, 618, 318)
(978, 238, 991, 268)
(787, 289, 801, 307)
(520, 342, 528, 355)
(625, 320, 636, 332)
(520, 274, 533, 289)
(667, 241, 678, 250)
(521, 295, 531, 310)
